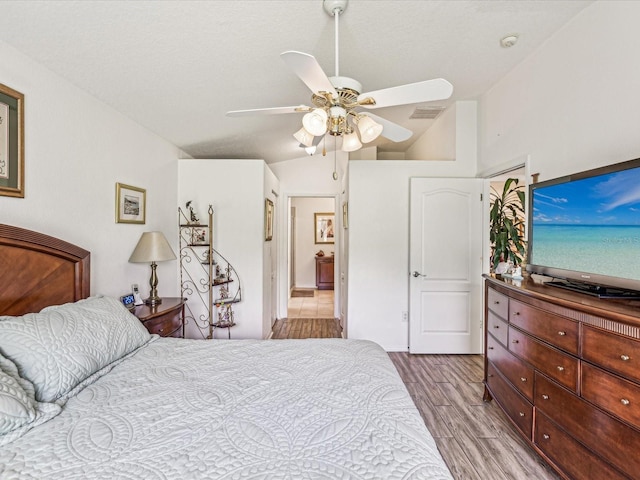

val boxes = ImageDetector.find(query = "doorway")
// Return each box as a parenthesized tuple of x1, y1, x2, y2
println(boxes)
(287, 196, 337, 319)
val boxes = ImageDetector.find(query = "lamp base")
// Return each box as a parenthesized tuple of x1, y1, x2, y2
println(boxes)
(145, 296, 162, 307)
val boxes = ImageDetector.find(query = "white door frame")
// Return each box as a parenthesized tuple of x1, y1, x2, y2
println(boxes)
(278, 193, 341, 320)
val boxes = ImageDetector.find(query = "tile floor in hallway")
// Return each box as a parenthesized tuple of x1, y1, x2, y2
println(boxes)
(287, 289, 334, 318)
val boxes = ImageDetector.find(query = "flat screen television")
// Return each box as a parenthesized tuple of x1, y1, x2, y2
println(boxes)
(527, 157, 640, 298)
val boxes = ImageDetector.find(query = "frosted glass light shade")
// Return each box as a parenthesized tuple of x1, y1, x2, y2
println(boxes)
(302, 109, 328, 136)
(341, 131, 362, 152)
(357, 115, 383, 143)
(293, 127, 315, 147)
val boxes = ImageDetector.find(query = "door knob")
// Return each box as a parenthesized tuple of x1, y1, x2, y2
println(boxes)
(412, 271, 427, 278)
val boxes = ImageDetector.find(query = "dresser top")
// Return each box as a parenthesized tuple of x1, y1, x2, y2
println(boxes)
(484, 274, 640, 328)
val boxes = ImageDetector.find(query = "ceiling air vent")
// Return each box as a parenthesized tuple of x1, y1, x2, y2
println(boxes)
(410, 106, 445, 120)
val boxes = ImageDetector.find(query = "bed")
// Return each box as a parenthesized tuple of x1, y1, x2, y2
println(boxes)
(0, 224, 453, 479)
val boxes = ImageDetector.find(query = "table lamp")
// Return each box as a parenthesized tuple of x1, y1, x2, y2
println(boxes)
(129, 231, 176, 306)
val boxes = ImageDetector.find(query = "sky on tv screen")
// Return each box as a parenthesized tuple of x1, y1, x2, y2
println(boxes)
(533, 167, 640, 226)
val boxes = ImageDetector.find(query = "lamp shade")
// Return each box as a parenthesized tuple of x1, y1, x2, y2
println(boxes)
(341, 131, 362, 152)
(129, 232, 176, 263)
(357, 115, 383, 143)
(302, 108, 328, 136)
(293, 127, 315, 147)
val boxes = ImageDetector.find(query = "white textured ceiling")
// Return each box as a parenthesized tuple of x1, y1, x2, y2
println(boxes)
(0, 0, 592, 164)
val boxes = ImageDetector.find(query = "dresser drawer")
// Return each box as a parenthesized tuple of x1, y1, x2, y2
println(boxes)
(487, 287, 508, 319)
(487, 333, 534, 401)
(535, 412, 628, 480)
(143, 313, 182, 337)
(509, 299, 579, 355)
(487, 311, 508, 346)
(583, 325, 640, 384)
(486, 361, 533, 439)
(582, 362, 640, 430)
(535, 372, 640, 480)
(509, 326, 579, 392)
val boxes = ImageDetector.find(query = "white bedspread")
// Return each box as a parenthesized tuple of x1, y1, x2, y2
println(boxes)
(0, 338, 452, 479)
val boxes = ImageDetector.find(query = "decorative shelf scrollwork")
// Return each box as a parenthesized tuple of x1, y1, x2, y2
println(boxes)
(179, 204, 242, 339)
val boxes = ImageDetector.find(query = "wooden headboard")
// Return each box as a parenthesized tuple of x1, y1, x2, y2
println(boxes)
(0, 224, 90, 316)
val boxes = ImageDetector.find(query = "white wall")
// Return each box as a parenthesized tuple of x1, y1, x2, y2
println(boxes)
(478, 1, 640, 181)
(291, 197, 335, 289)
(269, 152, 348, 319)
(178, 159, 275, 339)
(346, 100, 478, 351)
(0, 39, 181, 299)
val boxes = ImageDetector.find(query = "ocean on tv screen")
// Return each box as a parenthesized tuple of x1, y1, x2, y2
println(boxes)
(531, 167, 640, 282)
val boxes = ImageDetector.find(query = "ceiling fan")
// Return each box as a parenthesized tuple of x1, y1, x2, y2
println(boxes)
(226, 0, 453, 154)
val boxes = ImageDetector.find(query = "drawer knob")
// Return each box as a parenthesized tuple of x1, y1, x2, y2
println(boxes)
(519, 412, 525, 417)
(542, 394, 549, 400)
(558, 331, 566, 336)
(488, 347, 494, 350)
(488, 374, 494, 377)
(493, 325, 500, 329)
(543, 434, 550, 440)
(512, 340, 519, 344)
(520, 377, 527, 383)
(621, 355, 630, 361)
(557, 366, 565, 372)
(621, 398, 631, 406)
(513, 311, 520, 316)
(494, 300, 500, 305)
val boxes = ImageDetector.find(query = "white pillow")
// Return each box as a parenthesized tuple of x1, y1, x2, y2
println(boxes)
(0, 355, 36, 435)
(0, 296, 151, 403)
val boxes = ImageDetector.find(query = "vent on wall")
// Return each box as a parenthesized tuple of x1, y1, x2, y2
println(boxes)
(409, 105, 445, 119)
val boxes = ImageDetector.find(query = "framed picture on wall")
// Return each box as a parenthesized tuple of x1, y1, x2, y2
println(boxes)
(0, 83, 24, 198)
(115, 183, 146, 224)
(342, 202, 348, 229)
(265, 198, 274, 241)
(315, 212, 335, 244)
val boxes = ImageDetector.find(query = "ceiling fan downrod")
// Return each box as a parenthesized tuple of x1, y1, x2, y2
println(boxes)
(323, 0, 348, 78)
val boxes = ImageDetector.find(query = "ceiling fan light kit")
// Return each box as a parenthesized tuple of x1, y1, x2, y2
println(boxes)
(293, 127, 315, 147)
(226, 0, 453, 154)
(356, 115, 384, 143)
(302, 108, 329, 136)
(341, 130, 362, 152)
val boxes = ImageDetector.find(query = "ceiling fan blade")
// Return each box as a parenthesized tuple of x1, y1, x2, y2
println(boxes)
(358, 78, 453, 109)
(280, 51, 338, 97)
(226, 105, 310, 117)
(363, 113, 413, 142)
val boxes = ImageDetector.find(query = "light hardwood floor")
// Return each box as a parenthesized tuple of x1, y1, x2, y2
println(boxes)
(270, 316, 561, 480)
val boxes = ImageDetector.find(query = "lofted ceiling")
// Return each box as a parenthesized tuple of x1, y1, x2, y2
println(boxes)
(0, 0, 592, 164)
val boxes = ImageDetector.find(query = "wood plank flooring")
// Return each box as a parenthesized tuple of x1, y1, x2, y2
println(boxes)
(271, 317, 342, 339)
(270, 318, 561, 480)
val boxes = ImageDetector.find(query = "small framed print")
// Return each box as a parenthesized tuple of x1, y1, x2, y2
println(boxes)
(0, 83, 24, 198)
(115, 183, 146, 224)
(265, 198, 274, 241)
(342, 202, 348, 229)
(315, 212, 335, 244)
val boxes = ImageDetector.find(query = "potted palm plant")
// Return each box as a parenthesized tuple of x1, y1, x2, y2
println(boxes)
(489, 178, 527, 272)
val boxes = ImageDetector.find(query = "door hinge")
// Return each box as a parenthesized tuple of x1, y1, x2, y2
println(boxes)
(480, 193, 483, 201)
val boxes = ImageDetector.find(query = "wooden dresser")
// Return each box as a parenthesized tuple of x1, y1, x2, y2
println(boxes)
(132, 297, 186, 338)
(484, 275, 640, 480)
(315, 255, 334, 290)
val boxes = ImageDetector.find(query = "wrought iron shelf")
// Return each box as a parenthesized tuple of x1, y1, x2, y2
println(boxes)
(179, 204, 242, 340)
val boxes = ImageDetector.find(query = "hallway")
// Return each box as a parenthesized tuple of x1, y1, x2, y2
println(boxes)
(287, 289, 334, 319)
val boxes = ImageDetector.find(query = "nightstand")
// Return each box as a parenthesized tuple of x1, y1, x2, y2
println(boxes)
(132, 297, 186, 338)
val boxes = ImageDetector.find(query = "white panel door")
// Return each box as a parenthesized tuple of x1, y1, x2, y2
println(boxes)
(409, 178, 483, 354)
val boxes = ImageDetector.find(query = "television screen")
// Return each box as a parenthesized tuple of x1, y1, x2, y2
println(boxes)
(527, 158, 640, 296)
